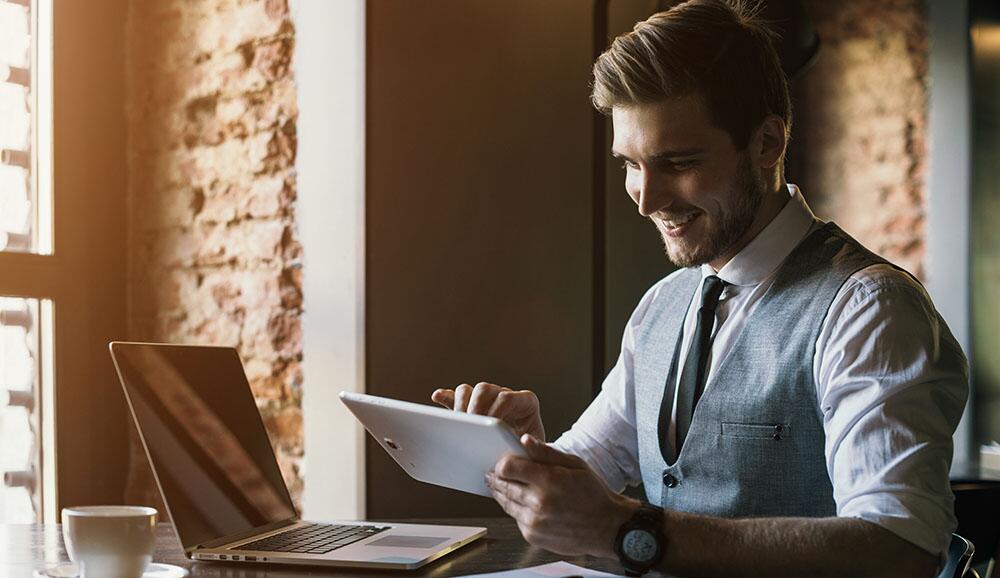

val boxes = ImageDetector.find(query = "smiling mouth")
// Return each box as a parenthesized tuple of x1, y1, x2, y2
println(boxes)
(658, 212, 701, 235)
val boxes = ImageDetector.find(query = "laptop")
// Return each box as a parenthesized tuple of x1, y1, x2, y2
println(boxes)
(109, 341, 486, 570)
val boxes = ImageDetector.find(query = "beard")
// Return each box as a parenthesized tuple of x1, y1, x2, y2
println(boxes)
(656, 153, 766, 268)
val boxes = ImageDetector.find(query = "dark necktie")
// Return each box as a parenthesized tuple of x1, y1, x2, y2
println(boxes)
(675, 275, 727, 453)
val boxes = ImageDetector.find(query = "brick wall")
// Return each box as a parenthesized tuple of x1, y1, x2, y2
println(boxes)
(124, 0, 303, 509)
(790, 0, 928, 278)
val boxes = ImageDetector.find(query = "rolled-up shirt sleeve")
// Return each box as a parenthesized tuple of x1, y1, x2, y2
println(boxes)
(551, 276, 674, 492)
(817, 264, 969, 556)
(551, 350, 640, 492)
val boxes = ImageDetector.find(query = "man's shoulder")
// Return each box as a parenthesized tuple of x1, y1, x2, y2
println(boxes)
(825, 262, 942, 330)
(842, 263, 929, 303)
(797, 223, 929, 306)
(653, 266, 699, 290)
(628, 267, 699, 326)
(643, 267, 699, 303)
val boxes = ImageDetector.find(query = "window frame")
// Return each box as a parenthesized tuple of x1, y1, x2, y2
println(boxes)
(0, 0, 130, 522)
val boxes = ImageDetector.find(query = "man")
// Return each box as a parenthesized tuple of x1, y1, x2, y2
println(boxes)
(432, 1, 968, 576)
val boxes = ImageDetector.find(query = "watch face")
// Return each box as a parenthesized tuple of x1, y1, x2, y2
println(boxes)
(622, 528, 658, 563)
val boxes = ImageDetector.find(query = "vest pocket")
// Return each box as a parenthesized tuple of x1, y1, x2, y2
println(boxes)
(721, 422, 790, 440)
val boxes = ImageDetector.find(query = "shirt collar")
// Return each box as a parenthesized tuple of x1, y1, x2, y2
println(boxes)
(700, 183, 818, 287)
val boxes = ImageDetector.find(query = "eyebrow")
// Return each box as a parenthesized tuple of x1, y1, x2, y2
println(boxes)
(611, 148, 705, 162)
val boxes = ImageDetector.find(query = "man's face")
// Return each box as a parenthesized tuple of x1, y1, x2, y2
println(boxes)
(611, 95, 766, 269)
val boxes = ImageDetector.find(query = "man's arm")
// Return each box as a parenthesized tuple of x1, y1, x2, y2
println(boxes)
(651, 508, 938, 578)
(815, 266, 969, 558)
(489, 436, 939, 578)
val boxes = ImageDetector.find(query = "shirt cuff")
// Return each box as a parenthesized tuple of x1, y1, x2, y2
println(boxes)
(840, 491, 956, 557)
(550, 435, 629, 492)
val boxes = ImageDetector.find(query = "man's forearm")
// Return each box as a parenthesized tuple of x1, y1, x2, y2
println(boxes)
(655, 509, 938, 578)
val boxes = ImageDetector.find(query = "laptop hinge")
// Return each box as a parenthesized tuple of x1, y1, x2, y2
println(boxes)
(190, 517, 300, 553)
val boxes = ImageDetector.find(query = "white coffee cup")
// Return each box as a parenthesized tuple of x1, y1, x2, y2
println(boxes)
(61, 505, 158, 578)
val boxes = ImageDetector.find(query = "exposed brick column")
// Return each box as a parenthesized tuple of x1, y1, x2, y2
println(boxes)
(790, 0, 928, 278)
(124, 0, 303, 510)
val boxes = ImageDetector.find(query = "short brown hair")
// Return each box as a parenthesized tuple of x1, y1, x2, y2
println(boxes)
(592, 0, 791, 150)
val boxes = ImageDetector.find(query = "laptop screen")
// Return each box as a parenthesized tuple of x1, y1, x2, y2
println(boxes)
(111, 343, 297, 550)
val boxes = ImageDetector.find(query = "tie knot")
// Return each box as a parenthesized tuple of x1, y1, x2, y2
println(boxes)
(700, 275, 727, 312)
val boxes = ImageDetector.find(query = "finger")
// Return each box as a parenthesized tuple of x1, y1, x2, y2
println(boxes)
(486, 389, 529, 418)
(468, 382, 506, 415)
(492, 483, 523, 518)
(431, 389, 455, 408)
(487, 474, 533, 518)
(494, 454, 548, 485)
(521, 434, 585, 469)
(486, 472, 532, 508)
(453, 383, 473, 412)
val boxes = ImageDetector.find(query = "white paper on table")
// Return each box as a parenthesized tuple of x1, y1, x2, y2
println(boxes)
(456, 561, 626, 578)
(981, 441, 1000, 472)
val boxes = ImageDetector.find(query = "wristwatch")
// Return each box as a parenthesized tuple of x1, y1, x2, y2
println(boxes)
(614, 503, 666, 576)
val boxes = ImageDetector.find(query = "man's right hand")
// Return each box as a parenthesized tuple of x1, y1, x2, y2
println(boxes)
(431, 382, 546, 441)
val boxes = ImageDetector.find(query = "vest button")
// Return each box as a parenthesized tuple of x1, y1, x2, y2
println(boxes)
(662, 473, 678, 488)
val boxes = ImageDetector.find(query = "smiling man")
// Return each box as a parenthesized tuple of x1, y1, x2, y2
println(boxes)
(431, 1, 968, 577)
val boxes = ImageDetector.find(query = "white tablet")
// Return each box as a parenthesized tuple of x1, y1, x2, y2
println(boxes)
(339, 391, 526, 497)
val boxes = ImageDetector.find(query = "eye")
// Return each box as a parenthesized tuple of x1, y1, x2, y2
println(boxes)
(659, 159, 698, 172)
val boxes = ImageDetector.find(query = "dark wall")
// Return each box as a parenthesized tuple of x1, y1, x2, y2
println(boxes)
(367, 0, 598, 518)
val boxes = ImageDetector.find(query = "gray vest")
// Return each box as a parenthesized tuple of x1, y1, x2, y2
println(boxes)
(634, 223, 889, 517)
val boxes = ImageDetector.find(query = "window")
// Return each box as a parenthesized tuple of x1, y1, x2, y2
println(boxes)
(0, 0, 48, 255)
(0, 298, 41, 522)
(0, 0, 53, 524)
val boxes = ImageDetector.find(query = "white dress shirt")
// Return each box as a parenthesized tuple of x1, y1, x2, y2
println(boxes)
(552, 184, 969, 556)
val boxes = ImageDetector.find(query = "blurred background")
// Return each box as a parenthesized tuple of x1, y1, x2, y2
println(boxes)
(0, 0, 994, 527)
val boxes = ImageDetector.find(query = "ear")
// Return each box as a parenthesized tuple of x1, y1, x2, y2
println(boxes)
(752, 114, 787, 170)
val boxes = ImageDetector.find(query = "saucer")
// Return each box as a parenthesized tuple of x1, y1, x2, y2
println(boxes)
(34, 562, 189, 577)
(145, 564, 190, 577)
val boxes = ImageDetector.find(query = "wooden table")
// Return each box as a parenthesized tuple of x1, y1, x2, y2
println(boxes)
(1, 518, 631, 578)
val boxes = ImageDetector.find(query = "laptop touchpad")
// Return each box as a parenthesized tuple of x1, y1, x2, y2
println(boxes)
(367, 535, 449, 548)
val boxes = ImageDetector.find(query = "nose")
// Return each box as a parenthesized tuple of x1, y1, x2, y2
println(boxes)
(627, 168, 672, 218)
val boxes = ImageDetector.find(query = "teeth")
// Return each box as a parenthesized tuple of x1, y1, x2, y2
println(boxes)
(664, 214, 697, 228)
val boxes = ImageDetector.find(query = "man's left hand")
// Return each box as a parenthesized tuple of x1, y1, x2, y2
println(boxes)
(487, 434, 640, 558)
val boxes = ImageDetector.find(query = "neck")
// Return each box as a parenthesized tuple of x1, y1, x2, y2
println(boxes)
(708, 179, 790, 272)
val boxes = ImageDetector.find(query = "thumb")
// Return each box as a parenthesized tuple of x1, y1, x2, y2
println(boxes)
(520, 434, 585, 469)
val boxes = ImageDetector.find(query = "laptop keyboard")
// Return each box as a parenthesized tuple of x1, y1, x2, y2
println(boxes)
(238, 523, 391, 555)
